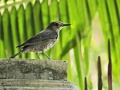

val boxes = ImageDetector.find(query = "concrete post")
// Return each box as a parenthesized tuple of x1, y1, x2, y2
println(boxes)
(0, 58, 78, 90)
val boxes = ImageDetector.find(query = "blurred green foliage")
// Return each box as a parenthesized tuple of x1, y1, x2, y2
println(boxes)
(0, 0, 120, 90)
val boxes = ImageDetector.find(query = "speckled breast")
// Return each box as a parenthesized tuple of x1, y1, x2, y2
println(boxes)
(43, 38, 58, 51)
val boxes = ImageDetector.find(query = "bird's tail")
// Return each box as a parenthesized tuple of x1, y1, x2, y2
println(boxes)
(10, 50, 24, 58)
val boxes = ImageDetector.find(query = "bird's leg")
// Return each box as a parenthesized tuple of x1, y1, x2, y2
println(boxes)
(42, 51, 51, 60)
(44, 52, 52, 60)
(36, 52, 41, 59)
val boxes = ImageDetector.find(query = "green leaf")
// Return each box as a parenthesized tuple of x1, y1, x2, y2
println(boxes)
(10, 6, 19, 56)
(2, 8, 13, 57)
(74, 35, 84, 90)
(0, 12, 6, 57)
(17, 4, 27, 58)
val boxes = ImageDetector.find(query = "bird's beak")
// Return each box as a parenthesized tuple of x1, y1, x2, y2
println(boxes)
(61, 23, 71, 26)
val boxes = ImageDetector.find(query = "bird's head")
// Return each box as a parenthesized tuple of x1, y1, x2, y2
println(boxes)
(47, 21, 71, 32)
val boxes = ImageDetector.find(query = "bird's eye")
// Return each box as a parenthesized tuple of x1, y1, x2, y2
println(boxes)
(55, 23, 58, 26)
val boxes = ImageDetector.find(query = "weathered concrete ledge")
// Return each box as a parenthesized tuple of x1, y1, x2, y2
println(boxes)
(0, 58, 78, 90)
(0, 58, 67, 80)
(0, 79, 78, 90)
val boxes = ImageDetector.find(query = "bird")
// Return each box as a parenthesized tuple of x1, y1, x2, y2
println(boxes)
(10, 21, 71, 59)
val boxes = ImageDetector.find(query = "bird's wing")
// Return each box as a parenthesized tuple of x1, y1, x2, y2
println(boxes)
(17, 30, 58, 48)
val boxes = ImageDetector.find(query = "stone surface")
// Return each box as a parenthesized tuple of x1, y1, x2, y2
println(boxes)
(0, 58, 78, 90)
(0, 79, 78, 90)
(0, 58, 67, 80)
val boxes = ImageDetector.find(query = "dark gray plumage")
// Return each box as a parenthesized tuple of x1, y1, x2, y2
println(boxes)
(10, 21, 71, 59)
